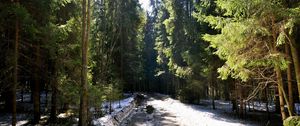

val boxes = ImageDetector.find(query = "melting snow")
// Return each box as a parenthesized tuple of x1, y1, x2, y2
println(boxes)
(93, 96, 134, 126)
(147, 95, 255, 126)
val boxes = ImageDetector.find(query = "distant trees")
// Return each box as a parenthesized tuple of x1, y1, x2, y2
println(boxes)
(91, 0, 145, 92)
(151, 0, 222, 103)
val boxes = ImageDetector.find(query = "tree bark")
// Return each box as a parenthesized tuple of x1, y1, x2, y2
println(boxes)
(275, 65, 290, 120)
(12, 0, 20, 125)
(270, 25, 292, 119)
(285, 44, 294, 115)
(33, 45, 41, 124)
(86, 0, 91, 121)
(289, 38, 300, 101)
(50, 62, 58, 122)
(210, 70, 215, 109)
(79, 0, 90, 125)
(265, 86, 270, 120)
(273, 46, 293, 118)
(238, 85, 244, 118)
(232, 81, 238, 114)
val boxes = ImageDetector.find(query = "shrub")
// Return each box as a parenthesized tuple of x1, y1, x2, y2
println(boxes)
(284, 116, 300, 126)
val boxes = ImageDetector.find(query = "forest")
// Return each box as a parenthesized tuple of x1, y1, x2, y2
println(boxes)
(1, 0, 300, 126)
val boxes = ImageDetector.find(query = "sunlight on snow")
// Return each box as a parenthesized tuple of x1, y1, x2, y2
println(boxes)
(148, 97, 251, 126)
(139, 0, 152, 12)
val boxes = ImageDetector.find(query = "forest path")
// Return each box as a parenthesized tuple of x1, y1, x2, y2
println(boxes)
(123, 94, 258, 126)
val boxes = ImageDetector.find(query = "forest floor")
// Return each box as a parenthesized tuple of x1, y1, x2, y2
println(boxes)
(121, 93, 282, 126)
(0, 93, 282, 126)
(0, 92, 135, 126)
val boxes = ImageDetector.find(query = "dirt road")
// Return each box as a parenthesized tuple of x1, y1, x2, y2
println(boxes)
(121, 94, 258, 126)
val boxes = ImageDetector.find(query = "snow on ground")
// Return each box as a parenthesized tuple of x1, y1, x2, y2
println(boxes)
(199, 99, 276, 112)
(0, 114, 30, 126)
(0, 92, 133, 126)
(0, 92, 50, 126)
(93, 96, 134, 126)
(102, 96, 134, 114)
(146, 95, 256, 126)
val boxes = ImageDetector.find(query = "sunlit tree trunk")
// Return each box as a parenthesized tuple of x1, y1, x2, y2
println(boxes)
(79, 0, 90, 125)
(272, 45, 292, 119)
(271, 19, 292, 119)
(275, 67, 287, 120)
(285, 44, 294, 115)
(273, 44, 292, 118)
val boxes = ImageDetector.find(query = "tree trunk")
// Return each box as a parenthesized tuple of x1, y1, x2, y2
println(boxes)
(79, 0, 89, 125)
(272, 46, 292, 117)
(289, 38, 300, 101)
(232, 81, 238, 113)
(265, 86, 270, 120)
(50, 62, 58, 122)
(86, 0, 91, 121)
(278, 89, 286, 120)
(286, 44, 294, 115)
(275, 66, 287, 120)
(210, 70, 215, 110)
(271, 30, 292, 119)
(275, 92, 280, 113)
(12, 0, 20, 125)
(33, 45, 41, 124)
(238, 85, 244, 118)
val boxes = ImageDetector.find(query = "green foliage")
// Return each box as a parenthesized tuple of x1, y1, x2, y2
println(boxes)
(152, 0, 223, 97)
(178, 80, 206, 103)
(89, 85, 104, 107)
(103, 81, 123, 102)
(58, 75, 81, 106)
(91, 0, 146, 92)
(284, 116, 300, 126)
(198, 0, 298, 81)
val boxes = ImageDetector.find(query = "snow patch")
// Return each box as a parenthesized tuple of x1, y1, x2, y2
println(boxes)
(147, 95, 254, 126)
(92, 96, 134, 126)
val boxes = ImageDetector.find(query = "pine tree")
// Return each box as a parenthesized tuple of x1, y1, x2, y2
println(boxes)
(198, 0, 300, 120)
